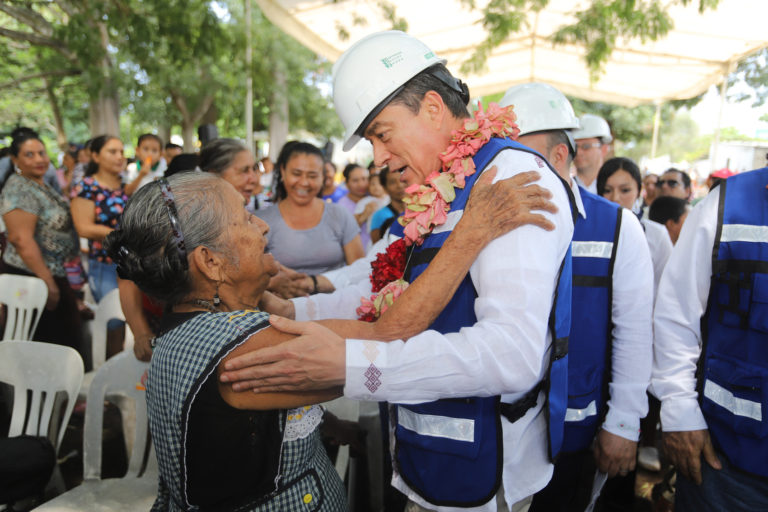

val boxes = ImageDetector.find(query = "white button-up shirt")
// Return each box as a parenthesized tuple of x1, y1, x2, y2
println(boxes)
(651, 187, 721, 432)
(294, 148, 573, 510)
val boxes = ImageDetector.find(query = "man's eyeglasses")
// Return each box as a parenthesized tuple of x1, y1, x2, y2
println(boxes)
(576, 142, 602, 151)
(657, 179, 682, 188)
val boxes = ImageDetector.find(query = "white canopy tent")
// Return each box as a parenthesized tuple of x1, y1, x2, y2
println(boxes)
(255, 0, 767, 107)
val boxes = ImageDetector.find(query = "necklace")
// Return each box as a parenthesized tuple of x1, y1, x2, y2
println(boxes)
(356, 102, 520, 322)
(184, 299, 221, 313)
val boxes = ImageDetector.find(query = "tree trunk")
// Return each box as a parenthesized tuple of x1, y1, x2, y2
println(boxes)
(44, 78, 67, 151)
(181, 120, 196, 153)
(89, 89, 120, 136)
(89, 20, 120, 137)
(159, 123, 171, 148)
(268, 65, 288, 162)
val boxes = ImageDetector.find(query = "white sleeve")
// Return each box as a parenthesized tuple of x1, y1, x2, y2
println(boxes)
(292, 278, 372, 321)
(343, 150, 574, 403)
(320, 238, 387, 290)
(651, 189, 719, 432)
(602, 211, 654, 441)
(641, 219, 673, 295)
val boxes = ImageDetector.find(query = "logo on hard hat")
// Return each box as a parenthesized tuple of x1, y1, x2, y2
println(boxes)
(381, 51, 404, 68)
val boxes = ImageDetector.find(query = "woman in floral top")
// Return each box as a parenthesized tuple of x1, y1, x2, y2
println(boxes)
(71, 135, 129, 355)
(0, 130, 82, 350)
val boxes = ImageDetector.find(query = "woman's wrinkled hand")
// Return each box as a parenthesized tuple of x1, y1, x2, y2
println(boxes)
(462, 168, 557, 244)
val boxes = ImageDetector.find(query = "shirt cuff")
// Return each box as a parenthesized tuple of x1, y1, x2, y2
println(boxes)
(601, 409, 641, 441)
(291, 297, 310, 322)
(660, 398, 708, 432)
(344, 338, 391, 401)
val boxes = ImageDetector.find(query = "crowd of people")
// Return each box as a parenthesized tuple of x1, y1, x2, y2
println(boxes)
(1, 28, 766, 512)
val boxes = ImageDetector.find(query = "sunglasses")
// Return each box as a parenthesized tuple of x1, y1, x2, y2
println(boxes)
(576, 142, 602, 151)
(657, 179, 682, 188)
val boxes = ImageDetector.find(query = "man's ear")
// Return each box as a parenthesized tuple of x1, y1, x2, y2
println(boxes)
(189, 245, 223, 283)
(553, 143, 571, 170)
(421, 90, 447, 127)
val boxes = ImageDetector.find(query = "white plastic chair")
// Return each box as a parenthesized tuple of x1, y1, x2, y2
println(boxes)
(0, 340, 84, 451)
(79, 288, 134, 399)
(0, 274, 48, 340)
(33, 351, 157, 511)
(89, 288, 134, 371)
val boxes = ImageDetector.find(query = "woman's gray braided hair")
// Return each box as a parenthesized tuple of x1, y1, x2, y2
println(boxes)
(105, 172, 235, 305)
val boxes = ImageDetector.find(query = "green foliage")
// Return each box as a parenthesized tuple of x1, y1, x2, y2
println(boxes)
(460, 0, 719, 80)
(727, 48, 768, 107)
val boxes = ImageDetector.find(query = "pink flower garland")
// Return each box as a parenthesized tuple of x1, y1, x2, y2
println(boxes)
(398, 102, 521, 246)
(356, 102, 520, 321)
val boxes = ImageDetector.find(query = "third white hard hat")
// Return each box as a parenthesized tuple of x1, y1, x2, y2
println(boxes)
(333, 31, 462, 151)
(573, 114, 613, 144)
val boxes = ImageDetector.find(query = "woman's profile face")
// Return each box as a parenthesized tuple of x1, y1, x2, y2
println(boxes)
(93, 138, 125, 176)
(282, 153, 324, 206)
(12, 139, 49, 179)
(602, 169, 640, 211)
(221, 184, 279, 290)
(220, 150, 259, 202)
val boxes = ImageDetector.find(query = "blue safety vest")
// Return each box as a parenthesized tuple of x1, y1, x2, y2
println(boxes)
(561, 189, 622, 452)
(699, 167, 768, 478)
(389, 137, 574, 506)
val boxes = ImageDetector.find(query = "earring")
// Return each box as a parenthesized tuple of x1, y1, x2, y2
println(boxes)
(213, 282, 221, 307)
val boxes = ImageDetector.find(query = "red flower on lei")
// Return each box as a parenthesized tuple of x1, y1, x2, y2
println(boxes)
(357, 102, 520, 322)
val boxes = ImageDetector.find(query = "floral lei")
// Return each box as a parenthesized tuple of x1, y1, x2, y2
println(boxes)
(356, 102, 520, 322)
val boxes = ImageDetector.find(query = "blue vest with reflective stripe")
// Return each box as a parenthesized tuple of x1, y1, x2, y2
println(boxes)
(562, 189, 621, 452)
(389, 138, 574, 506)
(700, 167, 768, 478)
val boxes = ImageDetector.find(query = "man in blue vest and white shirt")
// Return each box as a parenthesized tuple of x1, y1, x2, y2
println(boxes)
(652, 167, 768, 511)
(219, 31, 575, 511)
(499, 83, 654, 511)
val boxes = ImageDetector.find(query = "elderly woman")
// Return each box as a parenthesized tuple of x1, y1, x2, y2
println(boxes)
(0, 129, 82, 349)
(106, 166, 555, 511)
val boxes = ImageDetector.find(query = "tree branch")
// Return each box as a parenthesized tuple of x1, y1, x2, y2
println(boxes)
(0, 3, 54, 37)
(0, 68, 81, 89)
(0, 26, 76, 61)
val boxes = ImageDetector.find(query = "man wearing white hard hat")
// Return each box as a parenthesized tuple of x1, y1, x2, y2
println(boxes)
(572, 114, 613, 194)
(219, 31, 575, 512)
(499, 83, 653, 511)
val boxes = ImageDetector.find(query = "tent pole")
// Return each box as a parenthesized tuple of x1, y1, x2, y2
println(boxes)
(651, 102, 661, 159)
(711, 65, 731, 171)
(245, 0, 254, 154)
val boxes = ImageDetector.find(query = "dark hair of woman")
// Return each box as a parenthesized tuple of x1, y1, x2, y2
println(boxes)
(272, 141, 324, 201)
(342, 163, 364, 183)
(596, 156, 643, 197)
(2, 128, 45, 191)
(199, 138, 247, 174)
(85, 135, 120, 177)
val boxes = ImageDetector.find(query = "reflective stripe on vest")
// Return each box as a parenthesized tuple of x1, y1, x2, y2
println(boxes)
(398, 407, 475, 442)
(565, 400, 597, 422)
(701, 167, 768, 478)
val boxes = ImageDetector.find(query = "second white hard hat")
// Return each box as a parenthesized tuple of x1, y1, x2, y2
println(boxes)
(499, 82, 579, 152)
(573, 114, 613, 144)
(332, 30, 466, 151)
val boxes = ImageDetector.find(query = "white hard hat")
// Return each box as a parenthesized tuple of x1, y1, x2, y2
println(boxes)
(573, 114, 613, 144)
(499, 82, 579, 153)
(332, 30, 466, 151)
